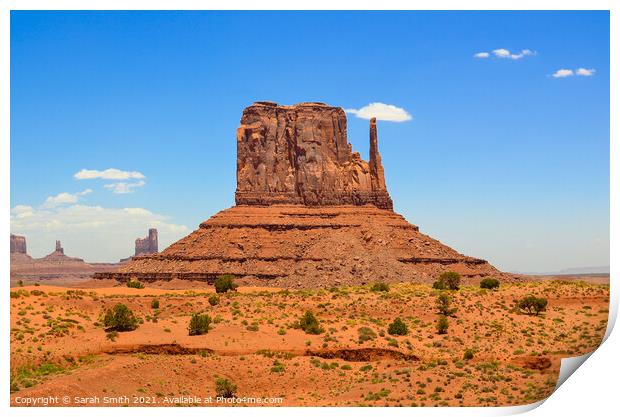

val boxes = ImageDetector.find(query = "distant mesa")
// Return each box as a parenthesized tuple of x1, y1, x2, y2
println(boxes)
(98, 102, 506, 288)
(10, 236, 119, 285)
(135, 228, 158, 256)
(119, 228, 159, 263)
(39, 240, 84, 263)
(10, 234, 28, 255)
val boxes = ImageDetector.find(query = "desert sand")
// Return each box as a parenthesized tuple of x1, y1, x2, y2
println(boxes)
(10, 278, 608, 406)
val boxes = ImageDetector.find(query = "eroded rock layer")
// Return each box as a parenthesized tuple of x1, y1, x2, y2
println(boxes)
(235, 102, 393, 210)
(96, 205, 502, 287)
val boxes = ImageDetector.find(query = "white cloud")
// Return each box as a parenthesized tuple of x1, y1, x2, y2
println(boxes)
(509, 49, 535, 59)
(345, 102, 412, 122)
(103, 180, 146, 194)
(552, 69, 575, 78)
(483, 48, 536, 60)
(552, 68, 596, 78)
(576, 68, 596, 76)
(11, 205, 35, 219)
(10, 203, 189, 262)
(492, 48, 511, 58)
(74, 168, 145, 181)
(43, 189, 92, 208)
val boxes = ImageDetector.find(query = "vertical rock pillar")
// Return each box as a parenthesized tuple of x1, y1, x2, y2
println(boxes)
(369, 117, 387, 191)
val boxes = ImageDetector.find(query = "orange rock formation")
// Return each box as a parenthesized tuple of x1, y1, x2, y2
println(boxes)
(97, 102, 502, 287)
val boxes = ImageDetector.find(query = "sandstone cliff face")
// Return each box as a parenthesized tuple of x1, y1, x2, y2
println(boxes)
(235, 102, 393, 210)
(10, 234, 27, 254)
(135, 228, 158, 256)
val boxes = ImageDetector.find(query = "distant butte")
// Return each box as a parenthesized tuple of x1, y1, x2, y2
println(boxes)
(97, 102, 508, 287)
(10, 237, 119, 284)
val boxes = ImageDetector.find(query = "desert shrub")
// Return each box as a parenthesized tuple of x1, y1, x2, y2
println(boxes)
(480, 278, 500, 290)
(387, 318, 408, 336)
(214, 274, 238, 293)
(436, 293, 457, 316)
(358, 327, 377, 343)
(106, 331, 118, 341)
(208, 295, 219, 306)
(370, 282, 390, 292)
(188, 313, 212, 336)
(463, 348, 474, 360)
(436, 316, 449, 334)
(151, 299, 159, 309)
(103, 304, 138, 332)
(295, 311, 324, 334)
(432, 280, 446, 290)
(215, 377, 237, 398)
(437, 271, 461, 290)
(517, 296, 548, 316)
(126, 280, 144, 289)
(271, 360, 285, 373)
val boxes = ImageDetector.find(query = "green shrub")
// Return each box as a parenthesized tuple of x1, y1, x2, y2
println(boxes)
(436, 293, 457, 316)
(126, 280, 144, 289)
(370, 282, 390, 292)
(387, 318, 408, 336)
(295, 311, 324, 334)
(358, 327, 377, 343)
(437, 271, 461, 290)
(215, 378, 237, 398)
(188, 313, 212, 336)
(271, 360, 285, 373)
(480, 278, 500, 290)
(208, 295, 219, 306)
(103, 304, 138, 332)
(463, 349, 474, 360)
(432, 280, 446, 290)
(151, 299, 159, 309)
(517, 296, 548, 316)
(436, 316, 449, 334)
(214, 274, 238, 293)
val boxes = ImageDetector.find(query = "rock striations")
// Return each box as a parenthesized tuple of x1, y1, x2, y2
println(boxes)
(235, 102, 393, 210)
(97, 102, 503, 287)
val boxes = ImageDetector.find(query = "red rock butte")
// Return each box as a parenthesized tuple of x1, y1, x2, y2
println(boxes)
(96, 102, 502, 287)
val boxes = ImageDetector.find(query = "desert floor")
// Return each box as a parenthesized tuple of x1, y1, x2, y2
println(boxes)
(10, 279, 609, 407)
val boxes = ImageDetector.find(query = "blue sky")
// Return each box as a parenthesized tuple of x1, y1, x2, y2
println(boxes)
(10, 11, 609, 272)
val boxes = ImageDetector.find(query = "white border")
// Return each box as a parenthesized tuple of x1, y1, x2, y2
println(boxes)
(1, 2, 616, 417)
